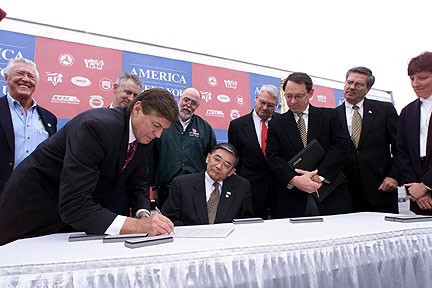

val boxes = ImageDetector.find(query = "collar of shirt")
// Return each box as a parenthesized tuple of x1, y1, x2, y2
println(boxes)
(293, 105, 310, 122)
(252, 110, 270, 142)
(345, 99, 364, 114)
(128, 117, 137, 145)
(7, 93, 37, 110)
(179, 115, 192, 131)
(420, 95, 432, 105)
(204, 171, 223, 202)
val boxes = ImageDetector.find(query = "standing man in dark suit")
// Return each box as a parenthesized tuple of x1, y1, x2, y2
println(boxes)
(336, 67, 399, 213)
(228, 84, 280, 219)
(397, 51, 432, 215)
(0, 57, 57, 195)
(266, 72, 352, 218)
(162, 143, 253, 226)
(0, 88, 179, 246)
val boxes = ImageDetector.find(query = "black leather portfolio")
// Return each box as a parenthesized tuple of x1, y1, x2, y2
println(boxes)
(287, 139, 325, 170)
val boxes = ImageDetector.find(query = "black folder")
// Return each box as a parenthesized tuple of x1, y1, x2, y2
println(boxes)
(287, 139, 325, 170)
(287, 139, 346, 202)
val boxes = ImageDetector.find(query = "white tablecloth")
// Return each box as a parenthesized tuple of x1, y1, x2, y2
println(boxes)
(1, 212, 432, 287)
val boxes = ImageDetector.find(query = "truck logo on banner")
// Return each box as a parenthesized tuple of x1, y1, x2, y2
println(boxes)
(193, 63, 250, 130)
(34, 36, 122, 118)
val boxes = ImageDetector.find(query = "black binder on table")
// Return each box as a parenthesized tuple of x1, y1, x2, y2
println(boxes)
(287, 139, 346, 202)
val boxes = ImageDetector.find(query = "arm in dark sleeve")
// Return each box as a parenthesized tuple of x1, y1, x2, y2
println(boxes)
(58, 119, 117, 234)
(385, 103, 400, 182)
(161, 177, 184, 226)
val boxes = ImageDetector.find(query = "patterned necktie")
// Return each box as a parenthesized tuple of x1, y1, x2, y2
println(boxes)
(297, 112, 307, 147)
(351, 105, 362, 148)
(207, 182, 220, 224)
(121, 140, 138, 172)
(261, 119, 268, 157)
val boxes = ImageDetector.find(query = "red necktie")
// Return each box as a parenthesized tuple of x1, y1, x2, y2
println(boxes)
(261, 119, 268, 157)
(121, 140, 138, 172)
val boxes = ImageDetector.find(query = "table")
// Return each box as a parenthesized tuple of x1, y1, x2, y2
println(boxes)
(1, 212, 432, 287)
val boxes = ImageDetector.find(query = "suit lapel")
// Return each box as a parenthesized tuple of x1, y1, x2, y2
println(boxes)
(285, 111, 305, 150)
(215, 176, 234, 223)
(408, 100, 423, 173)
(358, 99, 375, 148)
(338, 104, 349, 135)
(36, 106, 55, 136)
(191, 173, 209, 224)
(118, 111, 131, 174)
(244, 113, 263, 156)
(0, 96, 14, 151)
(307, 106, 323, 145)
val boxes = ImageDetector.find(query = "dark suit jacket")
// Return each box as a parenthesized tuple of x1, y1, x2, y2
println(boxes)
(227, 111, 278, 218)
(0, 107, 152, 245)
(266, 105, 352, 218)
(397, 99, 432, 214)
(0, 95, 57, 194)
(336, 99, 399, 206)
(162, 171, 254, 226)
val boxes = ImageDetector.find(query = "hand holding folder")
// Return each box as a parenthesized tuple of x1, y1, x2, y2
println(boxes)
(287, 139, 345, 203)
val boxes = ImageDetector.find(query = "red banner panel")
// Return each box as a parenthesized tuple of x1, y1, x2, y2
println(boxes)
(192, 63, 250, 130)
(310, 85, 335, 108)
(33, 37, 122, 118)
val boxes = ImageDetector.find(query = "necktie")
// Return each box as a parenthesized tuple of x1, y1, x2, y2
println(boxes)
(351, 105, 362, 148)
(297, 113, 307, 147)
(121, 140, 138, 172)
(207, 182, 220, 224)
(261, 119, 268, 157)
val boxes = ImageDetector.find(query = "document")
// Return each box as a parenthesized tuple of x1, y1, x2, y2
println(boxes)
(173, 226, 235, 238)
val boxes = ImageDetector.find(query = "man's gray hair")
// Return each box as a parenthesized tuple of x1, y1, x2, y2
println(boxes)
(259, 84, 280, 103)
(4, 57, 40, 83)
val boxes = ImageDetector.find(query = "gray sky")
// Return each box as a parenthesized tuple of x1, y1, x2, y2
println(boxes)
(2, 0, 430, 112)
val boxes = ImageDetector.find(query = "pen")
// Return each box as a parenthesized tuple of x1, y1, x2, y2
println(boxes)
(155, 206, 175, 235)
(315, 189, 320, 198)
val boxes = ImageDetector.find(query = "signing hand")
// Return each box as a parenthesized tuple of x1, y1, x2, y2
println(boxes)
(121, 213, 174, 236)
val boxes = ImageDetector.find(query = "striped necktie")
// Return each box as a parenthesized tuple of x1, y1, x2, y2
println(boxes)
(207, 182, 220, 224)
(121, 140, 138, 172)
(351, 105, 362, 148)
(297, 112, 307, 147)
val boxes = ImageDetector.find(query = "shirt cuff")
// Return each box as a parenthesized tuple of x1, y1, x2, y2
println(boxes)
(104, 215, 127, 235)
(136, 209, 150, 218)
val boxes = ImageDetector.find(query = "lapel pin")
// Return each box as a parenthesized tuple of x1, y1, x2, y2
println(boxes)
(368, 110, 372, 114)
(225, 191, 231, 198)
(47, 123, 52, 127)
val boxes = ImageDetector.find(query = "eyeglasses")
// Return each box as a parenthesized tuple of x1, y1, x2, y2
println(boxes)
(345, 80, 366, 89)
(257, 98, 277, 109)
(211, 154, 233, 170)
(181, 96, 199, 107)
(284, 93, 307, 101)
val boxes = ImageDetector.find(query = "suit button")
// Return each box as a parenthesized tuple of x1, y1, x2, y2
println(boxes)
(9, 162, 13, 167)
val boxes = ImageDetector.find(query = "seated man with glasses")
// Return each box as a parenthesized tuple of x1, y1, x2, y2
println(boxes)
(151, 87, 217, 209)
(162, 143, 254, 226)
